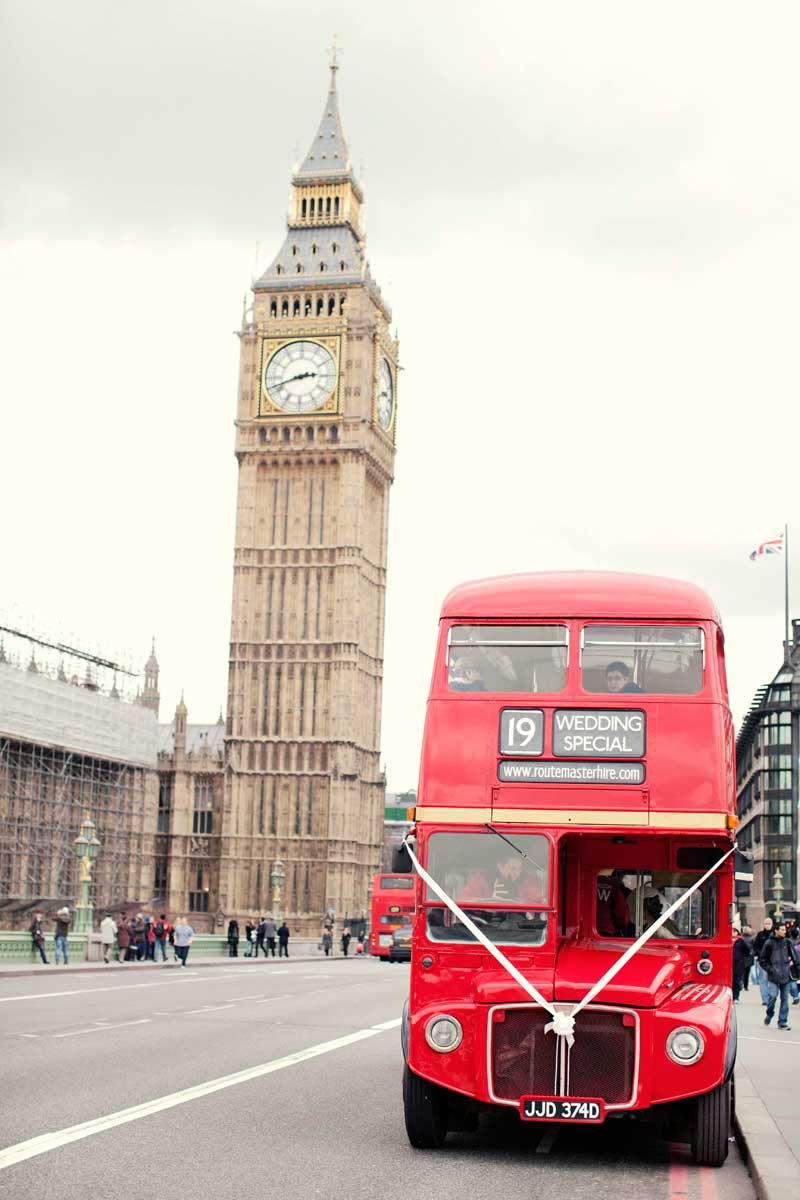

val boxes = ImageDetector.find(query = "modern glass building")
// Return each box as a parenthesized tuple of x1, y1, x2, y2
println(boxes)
(735, 621, 800, 925)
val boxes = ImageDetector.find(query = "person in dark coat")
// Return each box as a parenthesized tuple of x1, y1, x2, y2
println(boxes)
(732, 931, 752, 1001)
(227, 919, 240, 957)
(244, 920, 255, 957)
(29, 912, 48, 964)
(740, 926, 755, 991)
(116, 917, 132, 962)
(278, 922, 290, 958)
(759, 919, 800, 1030)
(341, 927, 351, 957)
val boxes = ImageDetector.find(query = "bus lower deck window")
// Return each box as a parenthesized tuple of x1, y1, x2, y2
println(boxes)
(596, 869, 716, 939)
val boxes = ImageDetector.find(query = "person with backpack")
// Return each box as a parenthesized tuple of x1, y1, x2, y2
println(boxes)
(277, 921, 290, 958)
(227, 918, 240, 957)
(153, 914, 171, 962)
(760, 918, 800, 1030)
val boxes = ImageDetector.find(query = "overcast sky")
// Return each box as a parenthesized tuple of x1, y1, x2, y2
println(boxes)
(1, 0, 799, 790)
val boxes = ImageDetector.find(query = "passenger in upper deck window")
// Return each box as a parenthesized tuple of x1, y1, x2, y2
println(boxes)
(605, 661, 645, 694)
(448, 654, 486, 692)
(459, 854, 544, 904)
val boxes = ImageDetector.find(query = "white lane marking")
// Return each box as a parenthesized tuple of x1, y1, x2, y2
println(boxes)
(371, 1018, 402, 1031)
(740, 1034, 800, 1046)
(53, 1019, 150, 1039)
(270, 970, 292, 976)
(182, 1005, 235, 1016)
(0, 1017, 402, 1169)
(303, 974, 331, 979)
(255, 995, 290, 1004)
(226, 994, 266, 1002)
(9, 1033, 39, 1039)
(0, 975, 216, 1004)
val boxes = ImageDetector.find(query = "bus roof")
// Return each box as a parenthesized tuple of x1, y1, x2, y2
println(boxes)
(441, 571, 721, 625)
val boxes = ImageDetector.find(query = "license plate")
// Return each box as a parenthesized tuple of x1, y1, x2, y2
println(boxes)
(519, 1096, 605, 1123)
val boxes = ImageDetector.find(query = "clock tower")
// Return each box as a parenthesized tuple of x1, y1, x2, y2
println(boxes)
(220, 60, 398, 931)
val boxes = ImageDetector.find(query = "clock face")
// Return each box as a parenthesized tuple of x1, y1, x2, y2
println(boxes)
(376, 357, 394, 430)
(264, 340, 337, 413)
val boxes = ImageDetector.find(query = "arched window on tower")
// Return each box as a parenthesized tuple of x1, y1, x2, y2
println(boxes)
(316, 297, 324, 316)
(270, 300, 277, 318)
(326, 197, 331, 217)
(309, 198, 315, 217)
(334, 197, 340, 217)
(306, 426, 315, 442)
(301, 199, 307, 218)
(339, 295, 345, 315)
(304, 298, 312, 316)
(259, 427, 268, 444)
(292, 245, 298, 256)
(331, 242, 338, 253)
(327, 296, 335, 316)
(319, 263, 326, 273)
(293, 299, 300, 316)
(276, 265, 283, 275)
(311, 243, 317, 255)
(282, 427, 291, 443)
(296, 264, 303, 274)
(281, 300, 288, 317)
(339, 260, 346, 271)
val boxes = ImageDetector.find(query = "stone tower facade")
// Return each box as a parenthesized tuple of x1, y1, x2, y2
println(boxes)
(219, 62, 398, 933)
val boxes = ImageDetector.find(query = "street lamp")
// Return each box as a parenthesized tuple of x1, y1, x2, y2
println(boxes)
(270, 859, 285, 924)
(73, 814, 101, 933)
(772, 865, 785, 920)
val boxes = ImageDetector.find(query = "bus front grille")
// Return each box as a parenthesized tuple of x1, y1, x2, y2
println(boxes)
(490, 1006, 637, 1107)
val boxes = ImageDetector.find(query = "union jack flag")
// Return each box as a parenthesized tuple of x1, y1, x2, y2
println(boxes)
(749, 532, 784, 561)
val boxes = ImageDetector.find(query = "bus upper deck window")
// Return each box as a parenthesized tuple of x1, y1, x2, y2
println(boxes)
(581, 625, 704, 695)
(447, 625, 568, 694)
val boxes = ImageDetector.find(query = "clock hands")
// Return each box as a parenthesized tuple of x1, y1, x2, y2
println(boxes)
(273, 370, 318, 387)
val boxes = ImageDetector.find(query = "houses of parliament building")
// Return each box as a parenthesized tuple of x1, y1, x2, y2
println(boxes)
(0, 61, 398, 935)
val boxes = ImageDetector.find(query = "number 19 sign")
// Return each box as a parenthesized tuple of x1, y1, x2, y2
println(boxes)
(499, 709, 544, 756)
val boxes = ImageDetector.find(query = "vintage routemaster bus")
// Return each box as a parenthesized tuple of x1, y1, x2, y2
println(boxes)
(401, 573, 737, 1167)
(370, 873, 416, 959)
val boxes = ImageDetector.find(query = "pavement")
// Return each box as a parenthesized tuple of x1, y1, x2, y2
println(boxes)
(0, 950, 344, 978)
(0, 958, 762, 1200)
(733, 983, 800, 1200)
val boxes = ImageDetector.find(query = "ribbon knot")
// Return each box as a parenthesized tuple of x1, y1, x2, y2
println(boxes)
(544, 1010, 576, 1048)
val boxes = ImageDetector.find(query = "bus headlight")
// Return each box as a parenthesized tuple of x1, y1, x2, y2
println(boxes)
(666, 1026, 705, 1066)
(425, 1015, 463, 1053)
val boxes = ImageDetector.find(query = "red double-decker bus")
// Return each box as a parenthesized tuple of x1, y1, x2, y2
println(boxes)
(401, 572, 737, 1166)
(370, 873, 415, 959)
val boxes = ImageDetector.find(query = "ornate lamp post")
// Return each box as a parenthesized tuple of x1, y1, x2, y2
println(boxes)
(270, 859, 285, 924)
(73, 815, 101, 933)
(772, 865, 785, 920)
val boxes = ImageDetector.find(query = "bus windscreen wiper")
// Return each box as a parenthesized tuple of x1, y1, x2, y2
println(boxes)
(485, 823, 539, 867)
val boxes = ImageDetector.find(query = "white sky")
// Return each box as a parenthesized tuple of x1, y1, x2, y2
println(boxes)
(1, 0, 798, 790)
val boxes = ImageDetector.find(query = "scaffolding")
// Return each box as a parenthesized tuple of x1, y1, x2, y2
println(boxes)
(0, 645, 159, 929)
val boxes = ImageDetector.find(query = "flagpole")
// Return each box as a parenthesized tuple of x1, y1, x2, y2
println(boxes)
(785, 522, 790, 649)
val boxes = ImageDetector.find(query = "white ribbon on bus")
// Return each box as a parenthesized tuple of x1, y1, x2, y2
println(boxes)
(403, 836, 736, 1048)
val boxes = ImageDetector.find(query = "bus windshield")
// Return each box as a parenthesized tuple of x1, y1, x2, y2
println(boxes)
(425, 831, 550, 947)
(582, 625, 704, 695)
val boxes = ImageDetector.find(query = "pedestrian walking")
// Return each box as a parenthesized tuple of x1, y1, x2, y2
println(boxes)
(173, 917, 195, 968)
(256, 917, 267, 958)
(341, 926, 351, 958)
(132, 913, 146, 961)
(54, 907, 71, 965)
(732, 930, 752, 1001)
(227, 918, 240, 957)
(760, 918, 800, 1030)
(264, 916, 277, 957)
(100, 913, 118, 964)
(244, 919, 255, 957)
(277, 921, 290, 958)
(153, 914, 171, 962)
(321, 930, 332, 957)
(117, 916, 132, 962)
(741, 925, 755, 991)
(29, 912, 49, 964)
(752, 918, 773, 1005)
(144, 915, 156, 960)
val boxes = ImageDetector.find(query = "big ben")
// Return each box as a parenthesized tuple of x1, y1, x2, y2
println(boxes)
(219, 58, 398, 932)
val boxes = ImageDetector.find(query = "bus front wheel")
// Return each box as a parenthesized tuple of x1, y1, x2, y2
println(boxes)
(690, 1079, 731, 1167)
(403, 1064, 449, 1148)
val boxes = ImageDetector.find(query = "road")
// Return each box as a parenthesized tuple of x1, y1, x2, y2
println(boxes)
(0, 958, 757, 1200)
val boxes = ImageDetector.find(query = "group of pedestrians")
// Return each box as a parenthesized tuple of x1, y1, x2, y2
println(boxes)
(235, 916, 290, 958)
(733, 916, 800, 1030)
(29, 909, 196, 968)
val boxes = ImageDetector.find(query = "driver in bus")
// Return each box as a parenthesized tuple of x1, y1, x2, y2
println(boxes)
(448, 654, 486, 692)
(459, 854, 544, 904)
(605, 660, 645, 694)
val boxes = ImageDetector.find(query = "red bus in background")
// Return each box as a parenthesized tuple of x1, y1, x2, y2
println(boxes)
(402, 572, 738, 1167)
(370, 873, 415, 959)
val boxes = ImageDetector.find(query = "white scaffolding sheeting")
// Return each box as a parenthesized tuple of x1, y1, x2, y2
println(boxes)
(0, 663, 157, 768)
